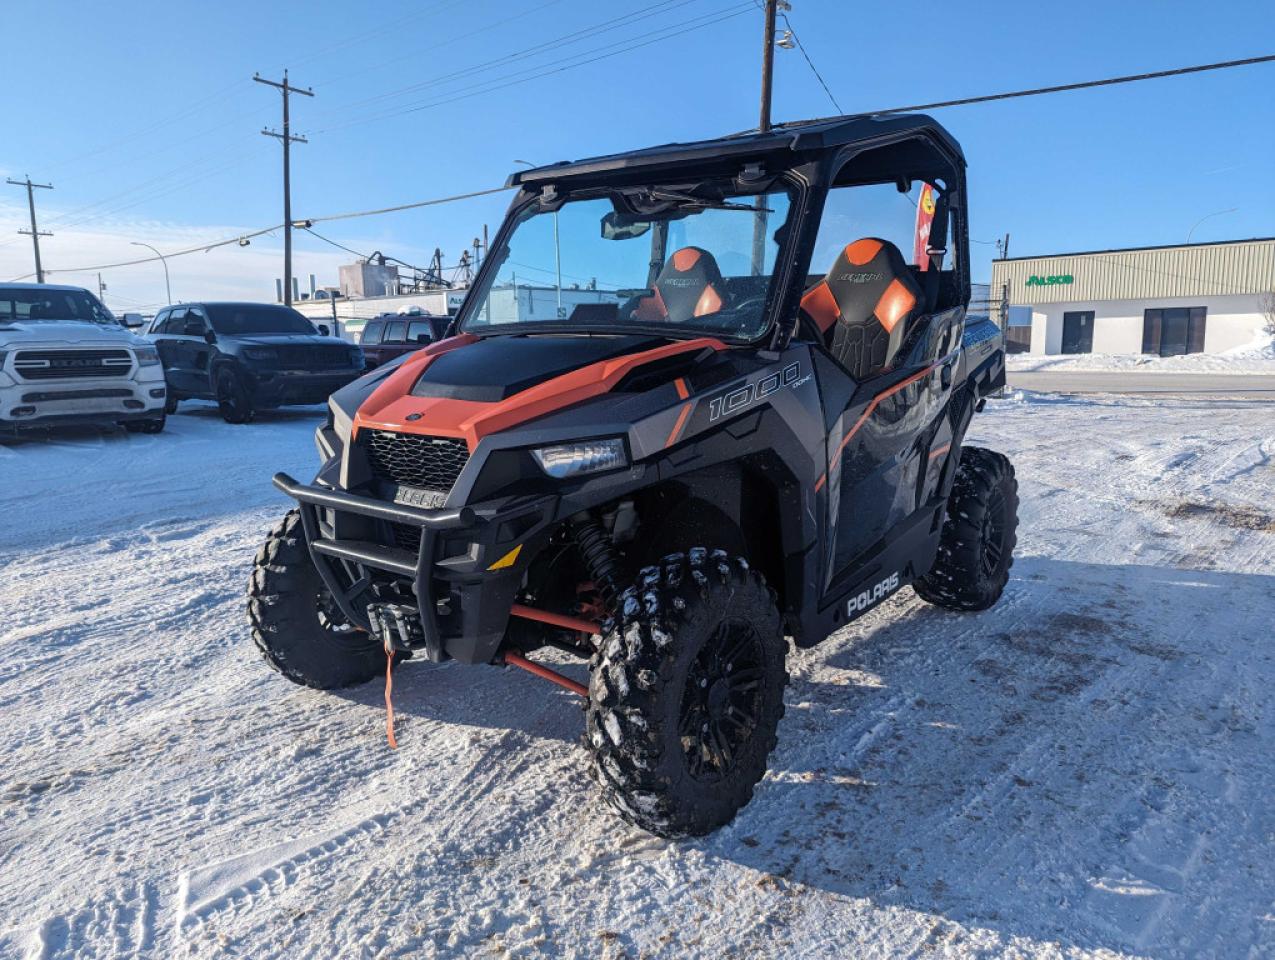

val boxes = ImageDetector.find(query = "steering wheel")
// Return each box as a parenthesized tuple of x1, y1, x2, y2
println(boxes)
(722, 295, 768, 336)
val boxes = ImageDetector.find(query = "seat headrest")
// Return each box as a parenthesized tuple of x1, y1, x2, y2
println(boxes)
(633, 246, 725, 323)
(800, 237, 923, 379)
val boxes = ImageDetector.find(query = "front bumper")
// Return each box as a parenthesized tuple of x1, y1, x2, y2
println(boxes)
(0, 377, 166, 429)
(248, 369, 364, 407)
(273, 472, 557, 664)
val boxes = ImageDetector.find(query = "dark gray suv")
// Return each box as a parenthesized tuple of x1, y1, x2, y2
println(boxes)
(147, 302, 364, 423)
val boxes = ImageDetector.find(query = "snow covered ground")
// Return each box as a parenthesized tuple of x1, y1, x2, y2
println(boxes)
(1006, 335, 1275, 374)
(1, 395, 1273, 960)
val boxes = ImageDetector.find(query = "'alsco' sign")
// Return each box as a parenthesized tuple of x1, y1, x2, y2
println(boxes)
(1026, 274, 1074, 286)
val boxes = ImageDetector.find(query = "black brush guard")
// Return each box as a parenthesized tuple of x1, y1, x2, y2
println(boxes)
(272, 472, 554, 663)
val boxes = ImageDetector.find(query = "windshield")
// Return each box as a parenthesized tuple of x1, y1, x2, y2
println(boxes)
(0, 287, 116, 325)
(206, 304, 316, 336)
(462, 186, 793, 340)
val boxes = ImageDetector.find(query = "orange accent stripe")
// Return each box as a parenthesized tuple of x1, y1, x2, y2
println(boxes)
(875, 278, 916, 334)
(665, 402, 693, 449)
(801, 281, 840, 333)
(844, 238, 883, 266)
(353, 333, 478, 441)
(929, 443, 951, 460)
(671, 247, 702, 271)
(674, 377, 689, 399)
(693, 284, 723, 317)
(355, 337, 726, 449)
(814, 352, 955, 492)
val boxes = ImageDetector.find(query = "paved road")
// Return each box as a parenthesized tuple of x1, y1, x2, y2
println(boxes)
(1008, 370, 1275, 396)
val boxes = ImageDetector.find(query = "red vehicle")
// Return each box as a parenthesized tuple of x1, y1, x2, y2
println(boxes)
(358, 312, 451, 370)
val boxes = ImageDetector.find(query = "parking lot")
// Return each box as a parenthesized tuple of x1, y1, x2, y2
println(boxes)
(2, 393, 1272, 959)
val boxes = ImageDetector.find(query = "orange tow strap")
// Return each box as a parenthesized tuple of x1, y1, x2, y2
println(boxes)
(384, 653, 398, 749)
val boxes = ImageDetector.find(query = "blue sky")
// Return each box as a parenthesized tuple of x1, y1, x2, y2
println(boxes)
(1, 0, 1272, 310)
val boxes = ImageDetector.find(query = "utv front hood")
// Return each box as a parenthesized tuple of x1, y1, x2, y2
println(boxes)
(407, 334, 667, 402)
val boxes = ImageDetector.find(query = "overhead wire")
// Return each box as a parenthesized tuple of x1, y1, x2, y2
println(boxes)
(315, 0, 704, 119)
(314, 3, 756, 133)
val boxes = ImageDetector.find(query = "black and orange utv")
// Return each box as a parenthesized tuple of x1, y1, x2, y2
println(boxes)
(250, 113, 1017, 837)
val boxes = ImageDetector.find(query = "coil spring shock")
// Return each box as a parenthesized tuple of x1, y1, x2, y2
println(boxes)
(572, 514, 620, 611)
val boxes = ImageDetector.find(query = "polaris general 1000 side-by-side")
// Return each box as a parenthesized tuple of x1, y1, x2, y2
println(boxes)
(250, 114, 1017, 837)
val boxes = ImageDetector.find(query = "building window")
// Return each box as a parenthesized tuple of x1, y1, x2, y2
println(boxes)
(1143, 307, 1206, 356)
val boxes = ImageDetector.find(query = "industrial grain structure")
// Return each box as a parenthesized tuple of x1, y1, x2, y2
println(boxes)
(991, 237, 1274, 356)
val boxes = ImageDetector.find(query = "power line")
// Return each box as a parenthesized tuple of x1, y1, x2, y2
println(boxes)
(790, 53, 1275, 126)
(17, 183, 512, 279)
(306, 185, 511, 224)
(777, 11, 842, 113)
(315, 4, 755, 134)
(309, 0, 572, 91)
(8, 223, 282, 281)
(316, 0, 703, 120)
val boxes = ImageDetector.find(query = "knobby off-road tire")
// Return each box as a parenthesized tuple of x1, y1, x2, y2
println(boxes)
(586, 549, 788, 838)
(164, 391, 180, 415)
(216, 368, 255, 424)
(914, 445, 1018, 611)
(248, 508, 389, 689)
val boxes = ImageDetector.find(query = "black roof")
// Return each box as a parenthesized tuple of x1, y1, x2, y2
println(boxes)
(508, 113, 963, 188)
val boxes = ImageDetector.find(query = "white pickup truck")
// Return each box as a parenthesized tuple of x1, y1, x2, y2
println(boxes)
(0, 282, 168, 435)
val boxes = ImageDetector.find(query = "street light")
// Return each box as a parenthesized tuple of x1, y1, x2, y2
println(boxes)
(1186, 208, 1238, 244)
(514, 159, 563, 318)
(130, 241, 172, 304)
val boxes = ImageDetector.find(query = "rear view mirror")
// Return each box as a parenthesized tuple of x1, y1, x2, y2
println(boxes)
(415, 333, 431, 343)
(202, 328, 217, 345)
(120, 312, 144, 329)
(601, 210, 652, 241)
(318, 323, 331, 337)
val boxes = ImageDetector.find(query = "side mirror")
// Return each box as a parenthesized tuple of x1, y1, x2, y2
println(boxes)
(121, 312, 145, 329)
(415, 333, 431, 344)
(202, 328, 217, 345)
(318, 323, 331, 337)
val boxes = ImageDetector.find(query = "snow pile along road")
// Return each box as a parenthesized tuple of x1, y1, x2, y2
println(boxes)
(1, 396, 1273, 959)
(1006, 333, 1275, 374)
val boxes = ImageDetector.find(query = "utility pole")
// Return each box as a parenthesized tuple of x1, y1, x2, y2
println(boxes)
(254, 70, 313, 306)
(758, 0, 778, 133)
(7, 176, 53, 283)
(751, 0, 779, 275)
(97, 273, 107, 304)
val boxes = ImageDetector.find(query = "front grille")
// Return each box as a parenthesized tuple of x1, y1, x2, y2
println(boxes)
(365, 431, 469, 491)
(21, 388, 133, 402)
(275, 344, 352, 369)
(14, 349, 132, 380)
(388, 523, 423, 553)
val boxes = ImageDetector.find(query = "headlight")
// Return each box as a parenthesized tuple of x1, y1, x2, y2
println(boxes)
(532, 438, 628, 479)
(133, 344, 161, 367)
(243, 347, 278, 361)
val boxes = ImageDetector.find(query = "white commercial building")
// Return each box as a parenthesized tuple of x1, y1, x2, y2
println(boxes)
(990, 238, 1274, 356)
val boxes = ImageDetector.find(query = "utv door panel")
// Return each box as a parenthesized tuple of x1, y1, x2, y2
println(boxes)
(828, 372, 935, 582)
(822, 313, 958, 590)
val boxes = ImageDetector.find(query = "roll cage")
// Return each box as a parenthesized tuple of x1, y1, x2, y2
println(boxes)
(462, 113, 969, 353)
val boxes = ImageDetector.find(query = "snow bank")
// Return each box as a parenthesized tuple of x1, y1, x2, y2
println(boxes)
(1007, 333, 1275, 374)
